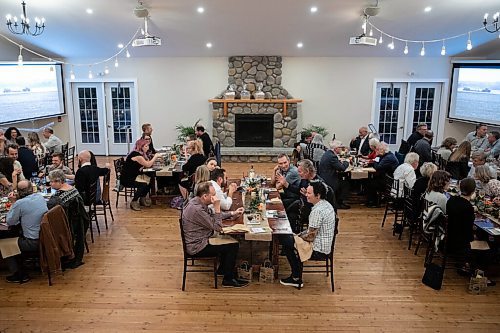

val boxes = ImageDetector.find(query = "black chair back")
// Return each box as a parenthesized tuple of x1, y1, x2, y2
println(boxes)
(101, 170, 111, 203)
(383, 174, 399, 198)
(66, 146, 75, 172)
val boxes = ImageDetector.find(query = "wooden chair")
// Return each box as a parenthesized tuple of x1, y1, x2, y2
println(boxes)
(179, 214, 218, 291)
(414, 199, 436, 256)
(113, 157, 136, 208)
(95, 170, 113, 229)
(65, 146, 76, 173)
(403, 184, 419, 247)
(299, 217, 339, 292)
(61, 142, 69, 156)
(86, 181, 100, 243)
(380, 175, 404, 230)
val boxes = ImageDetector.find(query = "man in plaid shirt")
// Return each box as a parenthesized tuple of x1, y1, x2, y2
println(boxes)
(279, 181, 336, 288)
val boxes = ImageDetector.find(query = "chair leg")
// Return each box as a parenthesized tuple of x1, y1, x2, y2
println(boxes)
(298, 262, 303, 290)
(414, 233, 423, 255)
(213, 258, 218, 289)
(115, 191, 119, 208)
(381, 202, 390, 227)
(408, 225, 414, 250)
(108, 203, 114, 222)
(84, 238, 89, 253)
(89, 216, 94, 243)
(325, 258, 329, 277)
(182, 259, 187, 291)
(330, 260, 335, 292)
(103, 205, 109, 230)
(47, 267, 52, 286)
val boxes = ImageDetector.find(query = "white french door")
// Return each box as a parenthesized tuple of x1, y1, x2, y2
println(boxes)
(71, 82, 138, 156)
(374, 82, 443, 150)
(373, 83, 407, 150)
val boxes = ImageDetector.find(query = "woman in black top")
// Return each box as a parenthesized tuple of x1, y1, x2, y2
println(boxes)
(180, 139, 207, 190)
(445, 141, 471, 180)
(446, 178, 476, 254)
(411, 162, 437, 219)
(121, 138, 161, 211)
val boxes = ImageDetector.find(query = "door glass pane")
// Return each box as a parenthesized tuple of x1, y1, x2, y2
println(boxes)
(77, 87, 100, 144)
(111, 86, 132, 144)
(411, 87, 435, 132)
(377, 86, 400, 145)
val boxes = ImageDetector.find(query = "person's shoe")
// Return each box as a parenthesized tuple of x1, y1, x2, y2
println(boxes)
(338, 203, 351, 210)
(279, 276, 303, 288)
(143, 197, 152, 207)
(113, 185, 124, 192)
(130, 201, 141, 211)
(6, 272, 30, 284)
(487, 280, 496, 287)
(222, 278, 249, 288)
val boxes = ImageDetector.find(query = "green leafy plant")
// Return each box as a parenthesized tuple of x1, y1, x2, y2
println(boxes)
(300, 124, 329, 140)
(175, 118, 202, 142)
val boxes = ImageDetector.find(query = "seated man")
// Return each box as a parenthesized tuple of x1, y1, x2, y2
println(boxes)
(6, 144, 25, 181)
(366, 143, 399, 207)
(413, 130, 434, 165)
(15, 137, 37, 180)
(5, 180, 48, 283)
(468, 151, 498, 179)
(485, 131, 499, 159)
(270, 153, 300, 207)
(350, 126, 370, 156)
(319, 140, 350, 209)
(406, 123, 428, 149)
(42, 127, 63, 154)
(279, 182, 336, 288)
(209, 168, 236, 211)
(465, 123, 489, 151)
(41, 153, 75, 180)
(74, 150, 110, 206)
(182, 181, 247, 288)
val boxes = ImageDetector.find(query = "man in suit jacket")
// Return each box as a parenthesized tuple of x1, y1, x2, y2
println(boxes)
(350, 127, 370, 156)
(75, 150, 110, 205)
(319, 140, 351, 209)
(15, 137, 37, 180)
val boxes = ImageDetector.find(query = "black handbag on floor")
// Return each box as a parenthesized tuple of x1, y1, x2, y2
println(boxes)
(422, 263, 444, 290)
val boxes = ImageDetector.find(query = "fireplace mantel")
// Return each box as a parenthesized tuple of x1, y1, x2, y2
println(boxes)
(209, 98, 302, 117)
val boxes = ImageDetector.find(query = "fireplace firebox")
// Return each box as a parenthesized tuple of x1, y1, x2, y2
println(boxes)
(235, 114, 273, 147)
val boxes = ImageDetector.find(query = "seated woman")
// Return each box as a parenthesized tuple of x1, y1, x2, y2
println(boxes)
(291, 142, 302, 166)
(393, 152, 419, 196)
(446, 141, 471, 180)
(205, 157, 218, 172)
(120, 139, 162, 211)
(140, 134, 155, 160)
(474, 165, 500, 198)
(0, 157, 20, 196)
(47, 169, 89, 269)
(180, 139, 207, 190)
(437, 137, 457, 161)
(361, 138, 380, 161)
(306, 134, 328, 169)
(28, 132, 47, 162)
(412, 162, 437, 211)
(446, 178, 475, 256)
(190, 165, 211, 198)
(424, 170, 451, 213)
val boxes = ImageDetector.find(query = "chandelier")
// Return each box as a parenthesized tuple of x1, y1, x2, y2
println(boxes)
(6, 1, 45, 36)
(483, 12, 500, 33)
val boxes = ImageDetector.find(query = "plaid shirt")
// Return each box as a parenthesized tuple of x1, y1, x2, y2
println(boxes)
(308, 199, 336, 254)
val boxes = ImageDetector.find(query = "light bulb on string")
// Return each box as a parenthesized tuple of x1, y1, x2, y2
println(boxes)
(70, 65, 75, 80)
(126, 49, 131, 58)
(104, 66, 109, 75)
(114, 57, 119, 68)
(403, 42, 408, 55)
(88, 66, 93, 79)
(441, 40, 446, 56)
(388, 38, 395, 50)
(466, 32, 472, 50)
(378, 33, 383, 44)
(17, 45, 23, 66)
(420, 42, 425, 56)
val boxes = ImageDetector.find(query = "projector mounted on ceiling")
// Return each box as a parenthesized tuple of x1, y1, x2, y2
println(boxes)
(349, 36, 377, 46)
(132, 5, 162, 47)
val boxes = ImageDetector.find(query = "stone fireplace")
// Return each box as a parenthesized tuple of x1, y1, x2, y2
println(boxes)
(210, 56, 301, 162)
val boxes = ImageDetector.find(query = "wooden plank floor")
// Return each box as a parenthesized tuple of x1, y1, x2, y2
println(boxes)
(1, 160, 499, 332)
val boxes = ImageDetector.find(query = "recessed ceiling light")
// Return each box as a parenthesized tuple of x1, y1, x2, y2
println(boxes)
(197, 7, 205, 13)
(424, 6, 432, 12)
(206, 42, 212, 48)
(310, 6, 318, 13)
(117, 43, 124, 49)
(297, 42, 303, 48)
(86, 8, 93, 14)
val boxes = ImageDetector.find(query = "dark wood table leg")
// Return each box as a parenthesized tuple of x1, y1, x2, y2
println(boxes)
(271, 236, 280, 279)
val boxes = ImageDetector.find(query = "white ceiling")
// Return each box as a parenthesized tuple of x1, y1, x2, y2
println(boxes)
(1, 0, 500, 59)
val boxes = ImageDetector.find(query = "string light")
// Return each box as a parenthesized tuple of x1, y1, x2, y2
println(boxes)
(126, 49, 131, 58)
(104, 66, 109, 75)
(114, 57, 119, 68)
(17, 45, 23, 66)
(70, 65, 75, 80)
(367, 19, 493, 56)
(466, 32, 473, 50)
(88, 66, 93, 79)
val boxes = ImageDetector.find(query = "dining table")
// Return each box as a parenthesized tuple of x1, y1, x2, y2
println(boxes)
(223, 181, 293, 278)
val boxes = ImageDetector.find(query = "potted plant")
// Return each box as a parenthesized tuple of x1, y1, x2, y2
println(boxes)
(175, 118, 201, 142)
(299, 125, 330, 140)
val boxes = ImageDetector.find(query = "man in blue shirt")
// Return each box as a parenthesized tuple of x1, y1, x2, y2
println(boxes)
(5, 180, 48, 283)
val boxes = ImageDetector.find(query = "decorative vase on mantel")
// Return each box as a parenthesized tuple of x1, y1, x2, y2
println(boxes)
(224, 84, 236, 100)
(254, 83, 265, 100)
(240, 83, 251, 100)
